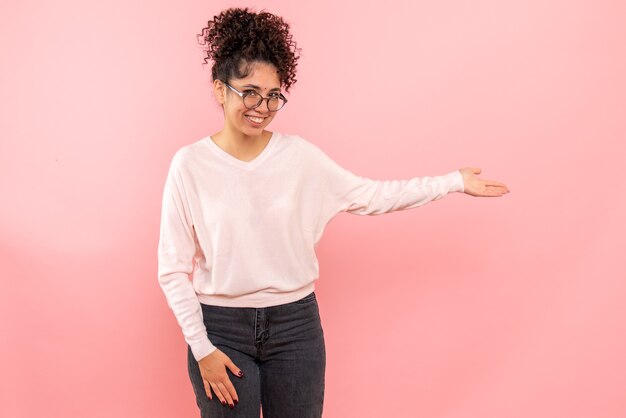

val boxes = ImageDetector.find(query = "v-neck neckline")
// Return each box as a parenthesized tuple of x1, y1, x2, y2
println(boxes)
(204, 131, 278, 170)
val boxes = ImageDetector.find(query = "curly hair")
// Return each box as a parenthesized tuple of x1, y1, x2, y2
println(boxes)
(197, 7, 302, 93)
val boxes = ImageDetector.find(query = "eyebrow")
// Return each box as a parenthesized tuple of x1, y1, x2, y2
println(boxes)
(241, 84, 282, 92)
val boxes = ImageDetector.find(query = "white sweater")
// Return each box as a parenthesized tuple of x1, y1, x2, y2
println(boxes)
(157, 131, 465, 361)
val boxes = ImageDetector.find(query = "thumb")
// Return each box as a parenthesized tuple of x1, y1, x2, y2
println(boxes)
(226, 358, 244, 378)
(472, 167, 481, 175)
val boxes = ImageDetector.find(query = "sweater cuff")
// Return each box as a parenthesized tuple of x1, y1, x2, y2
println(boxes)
(190, 339, 218, 362)
(451, 170, 465, 193)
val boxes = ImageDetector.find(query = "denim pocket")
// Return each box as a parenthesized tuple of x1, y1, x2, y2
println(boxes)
(295, 292, 316, 304)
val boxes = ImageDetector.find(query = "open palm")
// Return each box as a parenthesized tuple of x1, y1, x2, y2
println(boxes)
(459, 167, 510, 197)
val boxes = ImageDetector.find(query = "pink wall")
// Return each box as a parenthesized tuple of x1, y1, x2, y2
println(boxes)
(1, 0, 625, 417)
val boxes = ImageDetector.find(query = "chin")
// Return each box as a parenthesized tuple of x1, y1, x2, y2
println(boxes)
(238, 125, 264, 137)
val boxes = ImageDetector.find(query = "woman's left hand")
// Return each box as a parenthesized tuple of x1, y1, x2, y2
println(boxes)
(459, 167, 510, 197)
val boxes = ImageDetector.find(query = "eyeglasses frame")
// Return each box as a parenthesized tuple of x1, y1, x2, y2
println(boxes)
(220, 80, 288, 112)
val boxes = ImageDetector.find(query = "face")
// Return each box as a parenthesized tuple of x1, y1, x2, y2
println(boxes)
(214, 61, 283, 137)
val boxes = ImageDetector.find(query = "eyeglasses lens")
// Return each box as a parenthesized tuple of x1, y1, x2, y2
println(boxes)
(243, 93, 285, 111)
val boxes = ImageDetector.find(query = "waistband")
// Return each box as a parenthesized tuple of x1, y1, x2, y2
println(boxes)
(196, 282, 315, 308)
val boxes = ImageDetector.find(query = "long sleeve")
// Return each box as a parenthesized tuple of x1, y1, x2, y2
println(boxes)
(314, 146, 465, 217)
(157, 156, 217, 362)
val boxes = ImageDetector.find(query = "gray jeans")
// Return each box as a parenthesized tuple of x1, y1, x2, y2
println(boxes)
(187, 292, 326, 417)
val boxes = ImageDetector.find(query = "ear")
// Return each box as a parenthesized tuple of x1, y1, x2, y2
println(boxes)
(213, 79, 226, 105)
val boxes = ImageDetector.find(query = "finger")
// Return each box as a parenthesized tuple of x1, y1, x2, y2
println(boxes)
(472, 167, 482, 175)
(486, 185, 508, 196)
(209, 381, 227, 406)
(203, 378, 213, 400)
(222, 376, 240, 404)
(217, 381, 235, 407)
(226, 358, 245, 379)
(486, 180, 510, 191)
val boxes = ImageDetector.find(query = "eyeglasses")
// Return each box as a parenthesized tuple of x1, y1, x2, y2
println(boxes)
(221, 80, 288, 112)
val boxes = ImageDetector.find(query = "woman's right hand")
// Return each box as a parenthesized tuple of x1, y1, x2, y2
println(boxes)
(198, 348, 244, 408)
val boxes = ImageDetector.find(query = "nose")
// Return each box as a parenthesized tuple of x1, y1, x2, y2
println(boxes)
(254, 98, 271, 114)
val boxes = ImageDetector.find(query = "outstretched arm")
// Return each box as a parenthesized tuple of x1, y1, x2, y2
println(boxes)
(308, 140, 466, 216)
(459, 167, 510, 197)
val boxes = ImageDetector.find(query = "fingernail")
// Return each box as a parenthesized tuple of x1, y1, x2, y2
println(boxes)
(238, 370, 244, 377)
(229, 403, 234, 409)
(221, 400, 226, 406)
(234, 399, 238, 405)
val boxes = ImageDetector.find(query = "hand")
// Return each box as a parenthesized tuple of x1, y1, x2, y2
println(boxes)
(198, 348, 244, 408)
(459, 167, 510, 197)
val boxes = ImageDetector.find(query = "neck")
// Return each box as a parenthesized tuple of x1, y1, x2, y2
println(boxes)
(211, 124, 272, 161)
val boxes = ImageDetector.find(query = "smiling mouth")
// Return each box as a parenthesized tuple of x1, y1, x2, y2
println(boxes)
(245, 115, 266, 123)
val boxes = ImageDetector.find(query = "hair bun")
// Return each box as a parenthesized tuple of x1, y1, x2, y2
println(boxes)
(197, 7, 301, 92)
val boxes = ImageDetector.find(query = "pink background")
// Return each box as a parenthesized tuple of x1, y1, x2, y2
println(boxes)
(1, 0, 625, 417)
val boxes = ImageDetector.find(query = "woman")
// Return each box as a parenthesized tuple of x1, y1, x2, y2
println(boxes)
(157, 7, 510, 418)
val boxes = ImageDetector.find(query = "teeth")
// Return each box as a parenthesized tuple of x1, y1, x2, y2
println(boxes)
(246, 115, 264, 123)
